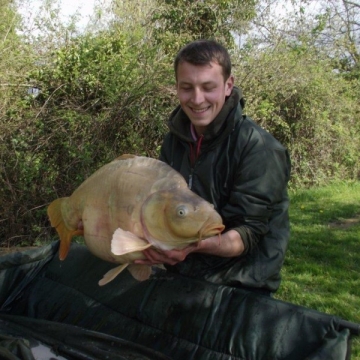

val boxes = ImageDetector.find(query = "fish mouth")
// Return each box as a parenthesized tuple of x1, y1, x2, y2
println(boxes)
(199, 223, 225, 240)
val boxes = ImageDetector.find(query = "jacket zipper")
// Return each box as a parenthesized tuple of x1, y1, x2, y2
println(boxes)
(188, 134, 203, 190)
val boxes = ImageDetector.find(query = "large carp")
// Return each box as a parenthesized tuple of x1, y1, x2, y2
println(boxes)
(47, 154, 224, 285)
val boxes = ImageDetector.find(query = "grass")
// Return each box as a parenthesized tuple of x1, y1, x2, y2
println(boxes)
(275, 181, 360, 359)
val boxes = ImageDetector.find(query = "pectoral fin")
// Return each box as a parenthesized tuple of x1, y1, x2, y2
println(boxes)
(47, 198, 83, 260)
(127, 264, 152, 281)
(111, 228, 152, 255)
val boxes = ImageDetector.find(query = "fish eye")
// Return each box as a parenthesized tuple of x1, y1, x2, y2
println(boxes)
(176, 205, 188, 218)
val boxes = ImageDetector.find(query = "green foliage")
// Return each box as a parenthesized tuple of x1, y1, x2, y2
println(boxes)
(31, 32, 137, 108)
(151, 0, 257, 54)
(234, 41, 360, 187)
(0, 0, 31, 104)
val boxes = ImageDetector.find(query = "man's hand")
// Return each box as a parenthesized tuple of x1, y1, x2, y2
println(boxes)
(135, 230, 245, 266)
(134, 243, 199, 266)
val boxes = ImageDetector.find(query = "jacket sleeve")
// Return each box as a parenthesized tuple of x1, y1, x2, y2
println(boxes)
(221, 129, 291, 254)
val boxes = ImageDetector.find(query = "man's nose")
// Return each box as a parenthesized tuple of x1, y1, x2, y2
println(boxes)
(192, 88, 205, 104)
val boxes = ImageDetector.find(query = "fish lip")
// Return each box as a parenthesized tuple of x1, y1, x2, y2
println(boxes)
(199, 224, 225, 240)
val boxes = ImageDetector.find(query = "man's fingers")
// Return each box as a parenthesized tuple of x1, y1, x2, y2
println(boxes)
(135, 248, 189, 266)
(134, 243, 200, 267)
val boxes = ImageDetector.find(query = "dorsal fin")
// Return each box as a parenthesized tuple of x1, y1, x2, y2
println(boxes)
(115, 154, 137, 161)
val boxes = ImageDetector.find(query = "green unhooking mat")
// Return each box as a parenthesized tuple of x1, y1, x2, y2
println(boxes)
(0, 242, 359, 360)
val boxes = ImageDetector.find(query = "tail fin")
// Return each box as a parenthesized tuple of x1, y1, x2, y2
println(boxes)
(47, 198, 83, 260)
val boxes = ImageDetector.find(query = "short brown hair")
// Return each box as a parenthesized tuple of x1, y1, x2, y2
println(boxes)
(174, 39, 232, 81)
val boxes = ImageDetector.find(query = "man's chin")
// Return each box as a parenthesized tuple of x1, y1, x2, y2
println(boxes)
(189, 119, 212, 128)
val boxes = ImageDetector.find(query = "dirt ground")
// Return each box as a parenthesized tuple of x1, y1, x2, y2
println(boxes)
(328, 213, 360, 229)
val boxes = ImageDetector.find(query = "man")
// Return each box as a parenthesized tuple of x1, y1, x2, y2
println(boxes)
(135, 39, 291, 294)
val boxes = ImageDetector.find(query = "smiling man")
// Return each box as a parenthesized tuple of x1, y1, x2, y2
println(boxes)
(136, 39, 291, 295)
(176, 59, 234, 134)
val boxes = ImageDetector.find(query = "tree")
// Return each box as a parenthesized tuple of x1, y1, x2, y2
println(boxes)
(151, 0, 258, 53)
(0, 0, 23, 90)
(316, 0, 360, 77)
(233, 0, 360, 186)
(247, 0, 359, 77)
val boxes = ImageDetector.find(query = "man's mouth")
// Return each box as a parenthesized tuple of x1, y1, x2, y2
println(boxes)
(190, 106, 210, 114)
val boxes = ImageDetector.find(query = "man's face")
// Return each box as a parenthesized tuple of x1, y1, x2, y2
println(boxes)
(176, 61, 234, 136)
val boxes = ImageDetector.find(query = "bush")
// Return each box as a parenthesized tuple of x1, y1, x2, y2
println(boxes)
(233, 42, 360, 187)
(0, 28, 176, 245)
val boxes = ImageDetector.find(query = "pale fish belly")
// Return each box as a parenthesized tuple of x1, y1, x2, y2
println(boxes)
(82, 210, 116, 263)
(84, 230, 115, 263)
(82, 213, 146, 265)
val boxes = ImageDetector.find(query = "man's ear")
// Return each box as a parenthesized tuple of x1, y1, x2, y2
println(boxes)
(225, 75, 234, 96)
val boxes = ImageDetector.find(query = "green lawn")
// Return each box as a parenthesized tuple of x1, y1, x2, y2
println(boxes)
(275, 181, 360, 359)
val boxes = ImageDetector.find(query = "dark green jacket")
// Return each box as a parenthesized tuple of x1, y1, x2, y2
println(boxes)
(159, 87, 291, 292)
